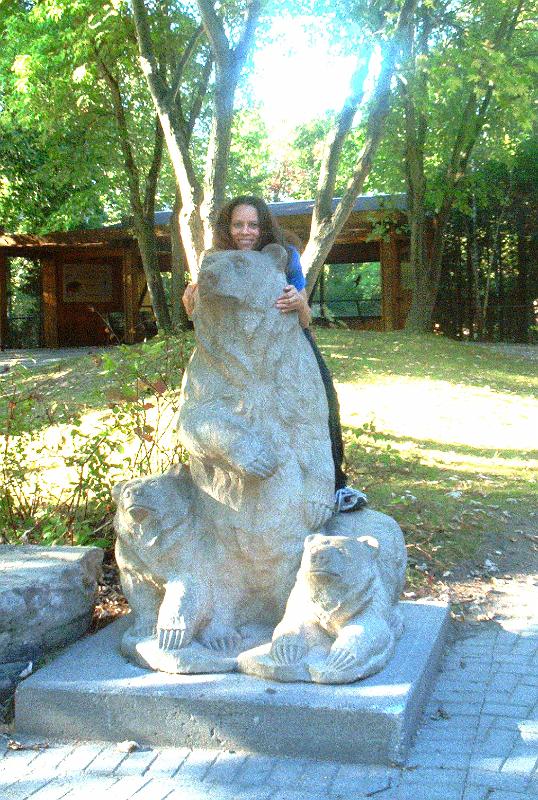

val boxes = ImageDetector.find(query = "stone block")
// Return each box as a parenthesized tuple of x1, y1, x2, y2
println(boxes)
(0, 544, 103, 719)
(15, 600, 449, 765)
(0, 545, 103, 664)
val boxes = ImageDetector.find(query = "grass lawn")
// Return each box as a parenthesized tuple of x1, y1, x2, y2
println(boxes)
(316, 330, 537, 588)
(1, 330, 536, 592)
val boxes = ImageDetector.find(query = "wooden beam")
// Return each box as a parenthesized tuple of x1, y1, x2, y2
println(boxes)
(380, 229, 401, 331)
(41, 257, 59, 348)
(0, 254, 8, 350)
(122, 248, 139, 344)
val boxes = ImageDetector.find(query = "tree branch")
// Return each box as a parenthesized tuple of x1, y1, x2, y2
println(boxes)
(315, 47, 373, 222)
(94, 52, 144, 219)
(233, 0, 262, 70)
(199, 0, 263, 244)
(187, 53, 213, 138)
(144, 116, 164, 218)
(169, 24, 205, 103)
(197, 0, 230, 67)
(131, 0, 169, 101)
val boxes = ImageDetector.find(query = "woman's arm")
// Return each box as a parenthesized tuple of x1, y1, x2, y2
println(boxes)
(182, 283, 198, 318)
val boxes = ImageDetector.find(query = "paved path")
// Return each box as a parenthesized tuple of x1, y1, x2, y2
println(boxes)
(471, 342, 538, 362)
(0, 347, 109, 370)
(1, 575, 537, 800)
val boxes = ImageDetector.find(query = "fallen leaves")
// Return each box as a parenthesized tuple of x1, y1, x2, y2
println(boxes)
(7, 739, 49, 751)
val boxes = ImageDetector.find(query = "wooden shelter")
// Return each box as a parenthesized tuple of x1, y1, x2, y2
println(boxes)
(0, 194, 411, 349)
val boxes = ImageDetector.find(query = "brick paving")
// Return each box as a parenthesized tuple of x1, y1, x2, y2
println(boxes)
(1, 575, 537, 800)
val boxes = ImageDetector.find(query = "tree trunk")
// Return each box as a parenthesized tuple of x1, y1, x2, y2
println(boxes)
(465, 218, 475, 338)
(319, 265, 327, 320)
(403, 187, 431, 332)
(95, 51, 171, 333)
(455, 237, 464, 338)
(135, 217, 172, 332)
(515, 201, 530, 343)
(496, 236, 505, 341)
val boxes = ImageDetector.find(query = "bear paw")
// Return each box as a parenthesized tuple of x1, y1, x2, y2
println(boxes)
(199, 622, 243, 654)
(270, 634, 309, 666)
(305, 500, 333, 530)
(310, 646, 363, 684)
(158, 625, 187, 651)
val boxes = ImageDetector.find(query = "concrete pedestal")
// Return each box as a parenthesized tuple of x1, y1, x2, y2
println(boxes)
(15, 600, 450, 765)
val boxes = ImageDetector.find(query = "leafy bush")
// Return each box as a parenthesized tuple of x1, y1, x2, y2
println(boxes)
(0, 335, 193, 548)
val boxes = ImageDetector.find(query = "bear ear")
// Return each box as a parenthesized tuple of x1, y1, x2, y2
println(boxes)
(262, 243, 288, 272)
(357, 535, 380, 556)
(166, 463, 183, 477)
(167, 462, 193, 489)
(112, 481, 126, 504)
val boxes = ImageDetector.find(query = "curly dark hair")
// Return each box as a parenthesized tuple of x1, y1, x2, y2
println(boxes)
(214, 195, 286, 251)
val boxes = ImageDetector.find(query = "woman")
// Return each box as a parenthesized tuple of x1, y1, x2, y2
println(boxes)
(183, 195, 367, 513)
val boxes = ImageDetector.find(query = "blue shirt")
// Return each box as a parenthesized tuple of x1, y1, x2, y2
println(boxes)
(286, 246, 306, 291)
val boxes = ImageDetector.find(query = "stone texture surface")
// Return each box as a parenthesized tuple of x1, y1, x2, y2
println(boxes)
(5, 574, 538, 799)
(238, 527, 407, 684)
(112, 247, 409, 682)
(14, 600, 449, 764)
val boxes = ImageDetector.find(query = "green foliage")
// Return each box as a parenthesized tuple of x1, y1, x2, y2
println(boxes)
(227, 108, 272, 197)
(312, 261, 382, 318)
(0, 335, 193, 547)
(5, 258, 41, 347)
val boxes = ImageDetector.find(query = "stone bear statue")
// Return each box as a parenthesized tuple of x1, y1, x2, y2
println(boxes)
(113, 466, 246, 672)
(238, 507, 407, 684)
(112, 246, 335, 672)
(114, 465, 287, 673)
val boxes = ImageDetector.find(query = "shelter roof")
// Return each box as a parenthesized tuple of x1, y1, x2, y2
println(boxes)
(0, 194, 407, 256)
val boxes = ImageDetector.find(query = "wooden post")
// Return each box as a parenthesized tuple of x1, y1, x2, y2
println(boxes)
(0, 254, 8, 350)
(41, 257, 59, 348)
(122, 248, 138, 344)
(380, 229, 400, 331)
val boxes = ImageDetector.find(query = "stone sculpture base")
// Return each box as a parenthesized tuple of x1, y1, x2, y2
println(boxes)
(15, 600, 449, 765)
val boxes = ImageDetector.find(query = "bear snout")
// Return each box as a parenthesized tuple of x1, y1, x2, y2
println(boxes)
(308, 547, 344, 576)
(127, 506, 150, 523)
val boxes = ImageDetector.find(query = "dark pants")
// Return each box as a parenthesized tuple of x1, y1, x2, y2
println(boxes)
(303, 328, 347, 491)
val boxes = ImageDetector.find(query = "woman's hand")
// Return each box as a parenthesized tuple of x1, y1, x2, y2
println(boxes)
(275, 286, 311, 327)
(182, 283, 198, 317)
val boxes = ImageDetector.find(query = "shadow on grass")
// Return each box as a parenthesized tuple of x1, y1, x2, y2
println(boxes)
(316, 330, 538, 400)
(351, 429, 538, 462)
(342, 420, 536, 575)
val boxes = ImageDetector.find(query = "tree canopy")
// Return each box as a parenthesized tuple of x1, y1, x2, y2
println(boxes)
(1, 0, 536, 338)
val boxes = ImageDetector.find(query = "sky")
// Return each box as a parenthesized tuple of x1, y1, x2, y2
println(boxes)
(248, 15, 359, 140)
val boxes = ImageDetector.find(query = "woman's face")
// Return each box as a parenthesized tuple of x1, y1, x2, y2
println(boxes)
(229, 204, 260, 250)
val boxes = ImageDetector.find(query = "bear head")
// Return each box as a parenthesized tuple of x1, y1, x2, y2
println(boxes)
(300, 533, 380, 603)
(113, 464, 194, 547)
(197, 244, 289, 312)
